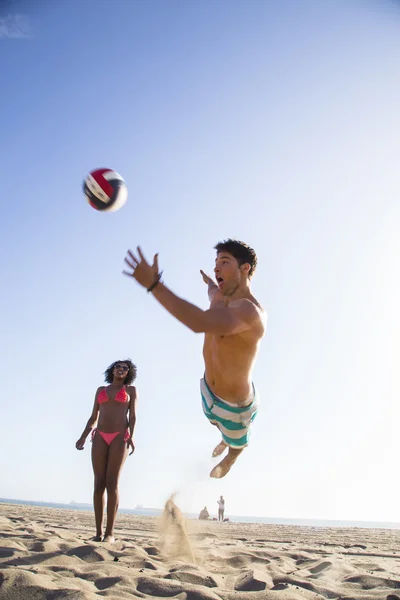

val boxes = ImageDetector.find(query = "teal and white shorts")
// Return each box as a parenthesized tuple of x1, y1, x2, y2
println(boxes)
(200, 378, 259, 449)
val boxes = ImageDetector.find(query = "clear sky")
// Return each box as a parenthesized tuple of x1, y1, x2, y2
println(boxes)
(1, 0, 399, 523)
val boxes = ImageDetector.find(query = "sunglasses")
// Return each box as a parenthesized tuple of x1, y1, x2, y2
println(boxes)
(114, 364, 129, 371)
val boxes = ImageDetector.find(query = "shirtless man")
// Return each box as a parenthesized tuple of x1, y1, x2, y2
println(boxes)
(123, 239, 266, 478)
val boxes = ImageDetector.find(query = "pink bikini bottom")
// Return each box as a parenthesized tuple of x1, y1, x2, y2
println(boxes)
(91, 429, 130, 446)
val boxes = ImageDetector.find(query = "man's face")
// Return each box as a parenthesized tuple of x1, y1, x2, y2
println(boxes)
(214, 252, 243, 296)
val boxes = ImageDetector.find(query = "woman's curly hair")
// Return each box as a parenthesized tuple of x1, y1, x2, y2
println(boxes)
(104, 359, 137, 385)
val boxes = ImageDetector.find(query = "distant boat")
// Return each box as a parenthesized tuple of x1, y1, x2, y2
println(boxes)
(135, 504, 144, 509)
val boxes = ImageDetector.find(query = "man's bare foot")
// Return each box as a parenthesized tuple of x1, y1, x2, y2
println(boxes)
(210, 457, 233, 478)
(102, 535, 115, 543)
(212, 440, 227, 458)
(91, 535, 102, 542)
(210, 447, 243, 479)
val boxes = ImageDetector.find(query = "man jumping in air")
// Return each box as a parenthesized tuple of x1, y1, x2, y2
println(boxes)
(123, 239, 266, 478)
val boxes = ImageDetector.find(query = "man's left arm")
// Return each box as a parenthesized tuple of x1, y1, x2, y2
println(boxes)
(151, 283, 257, 335)
(123, 247, 258, 335)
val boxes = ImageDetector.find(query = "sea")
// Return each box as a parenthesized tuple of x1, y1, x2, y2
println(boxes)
(1, 498, 400, 530)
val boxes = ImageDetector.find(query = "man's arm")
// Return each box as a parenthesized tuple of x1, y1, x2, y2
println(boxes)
(123, 247, 258, 335)
(151, 283, 258, 335)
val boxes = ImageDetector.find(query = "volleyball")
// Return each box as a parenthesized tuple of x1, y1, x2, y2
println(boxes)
(83, 168, 128, 212)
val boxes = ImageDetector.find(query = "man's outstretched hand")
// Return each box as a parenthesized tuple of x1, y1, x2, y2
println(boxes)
(123, 246, 160, 290)
(200, 270, 216, 286)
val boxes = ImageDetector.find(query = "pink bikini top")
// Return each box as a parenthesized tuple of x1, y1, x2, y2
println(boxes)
(98, 387, 129, 405)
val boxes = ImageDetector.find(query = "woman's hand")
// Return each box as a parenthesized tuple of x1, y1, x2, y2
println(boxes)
(127, 437, 135, 455)
(75, 437, 86, 450)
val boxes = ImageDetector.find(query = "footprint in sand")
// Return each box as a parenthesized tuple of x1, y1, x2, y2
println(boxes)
(66, 545, 108, 563)
(309, 560, 333, 574)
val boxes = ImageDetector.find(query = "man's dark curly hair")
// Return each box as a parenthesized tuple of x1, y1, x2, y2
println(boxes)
(214, 239, 257, 278)
(104, 359, 137, 385)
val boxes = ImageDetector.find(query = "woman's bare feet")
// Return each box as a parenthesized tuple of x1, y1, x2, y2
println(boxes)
(210, 447, 243, 478)
(103, 534, 115, 543)
(91, 535, 102, 542)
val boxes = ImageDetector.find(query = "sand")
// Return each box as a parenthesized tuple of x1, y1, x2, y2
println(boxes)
(1, 502, 400, 600)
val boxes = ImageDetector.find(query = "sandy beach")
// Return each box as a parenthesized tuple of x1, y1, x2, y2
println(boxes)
(1, 502, 400, 599)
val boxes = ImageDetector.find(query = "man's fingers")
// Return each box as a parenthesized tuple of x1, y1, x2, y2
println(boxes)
(122, 270, 134, 277)
(153, 253, 159, 272)
(200, 270, 212, 283)
(124, 257, 135, 269)
(127, 249, 138, 264)
(137, 246, 148, 264)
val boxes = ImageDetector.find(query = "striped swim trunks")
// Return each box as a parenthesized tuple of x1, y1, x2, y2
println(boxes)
(200, 378, 259, 449)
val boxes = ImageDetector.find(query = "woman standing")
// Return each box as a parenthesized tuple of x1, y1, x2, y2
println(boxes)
(76, 359, 137, 542)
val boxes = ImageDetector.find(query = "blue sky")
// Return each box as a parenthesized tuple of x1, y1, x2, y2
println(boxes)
(1, 0, 399, 522)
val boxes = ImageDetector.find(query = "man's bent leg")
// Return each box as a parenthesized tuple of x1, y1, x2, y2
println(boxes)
(210, 447, 244, 479)
(212, 440, 228, 457)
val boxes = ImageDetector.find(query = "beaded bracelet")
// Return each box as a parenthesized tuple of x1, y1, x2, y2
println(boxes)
(147, 271, 163, 293)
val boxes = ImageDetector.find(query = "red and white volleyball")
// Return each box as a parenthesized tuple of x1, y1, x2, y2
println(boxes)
(83, 168, 128, 212)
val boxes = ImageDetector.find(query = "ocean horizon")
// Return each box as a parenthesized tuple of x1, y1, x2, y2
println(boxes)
(1, 497, 400, 530)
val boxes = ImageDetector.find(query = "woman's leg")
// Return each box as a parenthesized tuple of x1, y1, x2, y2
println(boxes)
(103, 433, 129, 542)
(91, 433, 109, 540)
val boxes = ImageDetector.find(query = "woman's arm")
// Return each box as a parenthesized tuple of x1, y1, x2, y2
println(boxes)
(127, 386, 137, 455)
(75, 388, 100, 450)
(128, 387, 137, 438)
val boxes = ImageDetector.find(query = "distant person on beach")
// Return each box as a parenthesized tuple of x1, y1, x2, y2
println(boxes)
(123, 239, 266, 478)
(75, 359, 137, 543)
(217, 496, 225, 521)
(199, 506, 210, 520)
